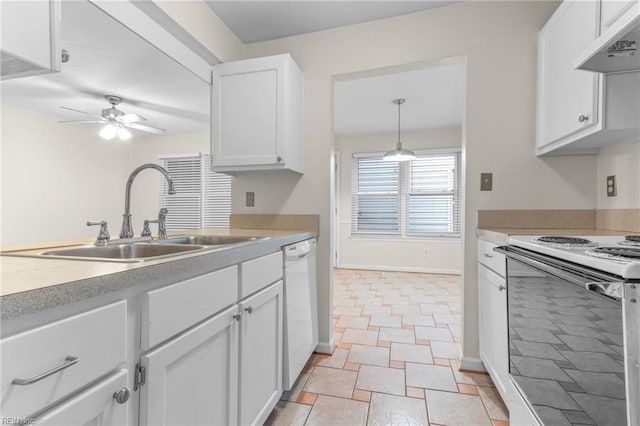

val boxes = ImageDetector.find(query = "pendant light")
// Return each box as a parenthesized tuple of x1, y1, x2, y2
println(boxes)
(383, 98, 415, 162)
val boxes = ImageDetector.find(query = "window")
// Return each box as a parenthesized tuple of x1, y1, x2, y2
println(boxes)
(351, 149, 461, 238)
(159, 153, 232, 230)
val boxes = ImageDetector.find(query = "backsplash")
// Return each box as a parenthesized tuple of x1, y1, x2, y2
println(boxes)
(230, 214, 319, 236)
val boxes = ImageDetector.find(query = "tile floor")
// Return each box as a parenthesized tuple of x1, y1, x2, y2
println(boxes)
(265, 268, 510, 426)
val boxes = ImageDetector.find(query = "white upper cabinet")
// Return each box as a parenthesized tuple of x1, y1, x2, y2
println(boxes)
(211, 54, 304, 174)
(0, 0, 61, 80)
(536, 0, 640, 155)
(600, 0, 637, 31)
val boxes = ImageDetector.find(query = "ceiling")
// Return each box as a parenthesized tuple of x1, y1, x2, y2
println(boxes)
(205, 1, 460, 43)
(0, 1, 210, 137)
(334, 62, 465, 136)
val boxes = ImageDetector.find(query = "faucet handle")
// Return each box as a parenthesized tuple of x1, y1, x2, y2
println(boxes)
(141, 219, 158, 238)
(157, 208, 168, 240)
(87, 221, 110, 246)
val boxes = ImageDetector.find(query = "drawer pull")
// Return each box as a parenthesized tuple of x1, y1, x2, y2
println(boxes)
(12, 355, 79, 386)
(244, 306, 253, 314)
(498, 285, 506, 292)
(113, 387, 130, 404)
(483, 253, 494, 258)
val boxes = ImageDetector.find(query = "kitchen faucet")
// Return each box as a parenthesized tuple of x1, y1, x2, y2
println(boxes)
(119, 163, 176, 239)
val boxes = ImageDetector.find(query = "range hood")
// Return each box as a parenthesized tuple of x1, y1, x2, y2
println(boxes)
(575, 4, 640, 73)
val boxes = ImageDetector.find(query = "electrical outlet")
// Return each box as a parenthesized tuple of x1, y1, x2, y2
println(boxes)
(246, 192, 255, 207)
(607, 175, 617, 197)
(423, 249, 429, 257)
(480, 173, 493, 191)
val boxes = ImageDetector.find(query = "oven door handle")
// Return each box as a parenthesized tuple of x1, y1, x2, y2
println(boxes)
(585, 282, 624, 301)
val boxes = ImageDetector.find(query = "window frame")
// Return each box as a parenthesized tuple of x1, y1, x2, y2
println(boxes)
(351, 148, 462, 240)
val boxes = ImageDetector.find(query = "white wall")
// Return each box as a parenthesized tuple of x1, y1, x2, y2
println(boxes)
(241, 1, 598, 359)
(337, 128, 462, 274)
(0, 103, 135, 244)
(597, 142, 640, 209)
(0, 103, 210, 245)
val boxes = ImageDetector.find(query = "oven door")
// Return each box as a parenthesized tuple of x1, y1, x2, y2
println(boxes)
(496, 246, 628, 426)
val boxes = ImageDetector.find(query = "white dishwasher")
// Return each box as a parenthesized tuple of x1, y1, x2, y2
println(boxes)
(282, 238, 318, 391)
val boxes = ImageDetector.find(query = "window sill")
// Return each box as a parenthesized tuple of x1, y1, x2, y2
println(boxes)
(349, 234, 461, 243)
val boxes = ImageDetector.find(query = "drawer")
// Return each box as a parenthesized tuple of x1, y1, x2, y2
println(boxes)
(240, 252, 283, 298)
(142, 266, 238, 350)
(0, 300, 127, 419)
(478, 239, 506, 277)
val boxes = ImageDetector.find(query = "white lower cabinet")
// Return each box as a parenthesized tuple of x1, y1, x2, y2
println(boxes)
(34, 369, 130, 426)
(140, 305, 239, 426)
(239, 281, 283, 426)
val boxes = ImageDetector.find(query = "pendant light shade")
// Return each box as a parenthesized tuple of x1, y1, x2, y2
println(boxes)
(383, 98, 415, 162)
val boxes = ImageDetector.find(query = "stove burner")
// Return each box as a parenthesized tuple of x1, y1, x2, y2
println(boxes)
(533, 236, 597, 248)
(589, 246, 640, 260)
(625, 236, 640, 242)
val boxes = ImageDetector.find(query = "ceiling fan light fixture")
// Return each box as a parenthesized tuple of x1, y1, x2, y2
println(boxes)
(99, 122, 117, 140)
(117, 125, 132, 141)
(383, 98, 415, 162)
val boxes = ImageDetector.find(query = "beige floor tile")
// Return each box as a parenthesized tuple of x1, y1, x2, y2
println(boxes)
(448, 324, 462, 338)
(370, 314, 402, 328)
(379, 327, 416, 344)
(312, 348, 349, 369)
(281, 373, 310, 402)
(264, 401, 311, 426)
(336, 315, 370, 330)
(306, 395, 369, 426)
(420, 303, 452, 314)
(355, 365, 406, 396)
(347, 344, 390, 367)
(405, 363, 458, 392)
(304, 366, 357, 398)
(402, 314, 436, 327)
(430, 341, 460, 359)
(363, 306, 393, 316)
(432, 312, 461, 325)
(342, 328, 379, 346)
(334, 306, 364, 316)
(425, 390, 492, 426)
(390, 343, 434, 364)
(478, 386, 509, 421)
(414, 326, 454, 342)
(453, 370, 495, 387)
(392, 305, 422, 316)
(368, 392, 429, 426)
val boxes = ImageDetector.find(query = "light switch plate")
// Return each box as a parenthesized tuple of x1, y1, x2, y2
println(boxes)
(607, 175, 616, 197)
(480, 173, 493, 191)
(246, 192, 255, 207)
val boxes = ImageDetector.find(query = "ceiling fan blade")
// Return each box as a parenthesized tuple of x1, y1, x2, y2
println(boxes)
(60, 106, 102, 119)
(125, 122, 166, 135)
(119, 113, 146, 123)
(58, 120, 105, 124)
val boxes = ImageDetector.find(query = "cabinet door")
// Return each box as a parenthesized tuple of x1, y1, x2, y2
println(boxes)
(211, 56, 285, 168)
(477, 264, 508, 400)
(537, 0, 601, 150)
(600, 0, 636, 31)
(34, 369, 129, 426)
(140, 305, 239, 426)
(239, 281, 283, 426)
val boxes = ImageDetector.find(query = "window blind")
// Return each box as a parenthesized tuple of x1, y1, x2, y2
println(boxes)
(351, 150, 461, 238)
(159, 154, 231, 230)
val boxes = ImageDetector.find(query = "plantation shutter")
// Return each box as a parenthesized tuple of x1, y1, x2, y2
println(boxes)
(351, 155, 401, 234)
(159, 154, 231, 230)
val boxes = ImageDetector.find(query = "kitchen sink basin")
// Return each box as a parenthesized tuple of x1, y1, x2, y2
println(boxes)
(159, 235, 270, 246)
(39, 243, 206, 263)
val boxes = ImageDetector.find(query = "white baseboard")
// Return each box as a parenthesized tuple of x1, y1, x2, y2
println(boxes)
(459, 356, 486, 373)
(338, 264, 460, 275)
(315, 339, 335, 355)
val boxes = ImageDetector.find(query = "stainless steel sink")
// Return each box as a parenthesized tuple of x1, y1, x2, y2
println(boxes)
(39, 243, 206, 263)
(159, 235, 270, 246)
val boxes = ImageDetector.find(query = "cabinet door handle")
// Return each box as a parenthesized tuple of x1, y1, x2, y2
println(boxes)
(12, 355, 79, 386)
(244, 306, 253, 314)
(233, 313, 242, 321)
(276, 156, 282, 162)
(578, 114, 589, 123)
(498, 285, 506, 291)
(483, 253, 494, 258)
(113, 387, 130, 404)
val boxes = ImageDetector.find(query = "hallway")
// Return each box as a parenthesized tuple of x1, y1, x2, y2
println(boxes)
(266, 269, 509, 425)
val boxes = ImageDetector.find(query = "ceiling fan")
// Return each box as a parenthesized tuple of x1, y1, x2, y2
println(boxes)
(59, 95, 166, 140)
